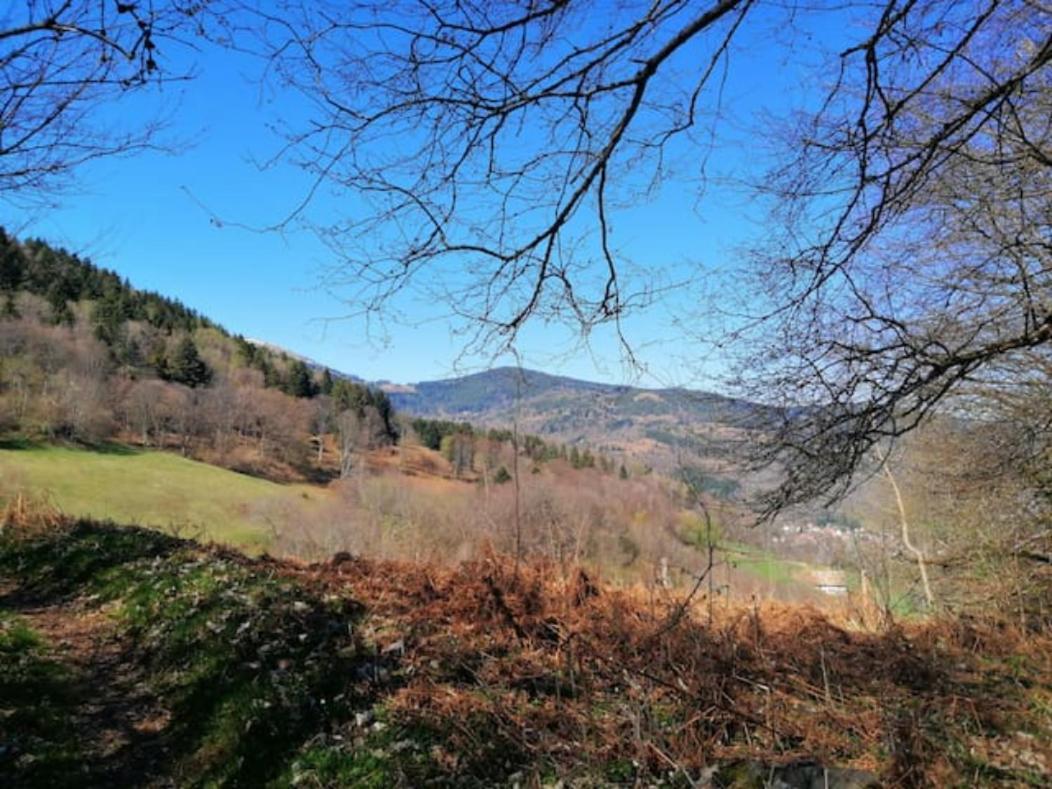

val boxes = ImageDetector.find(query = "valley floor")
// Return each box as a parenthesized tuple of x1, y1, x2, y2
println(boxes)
(2, 520, 1050, 787)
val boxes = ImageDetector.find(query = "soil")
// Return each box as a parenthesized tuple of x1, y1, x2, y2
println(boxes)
(1, 584, 175, 787)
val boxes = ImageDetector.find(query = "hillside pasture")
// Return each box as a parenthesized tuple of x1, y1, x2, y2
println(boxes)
(0, 442, 329, 550)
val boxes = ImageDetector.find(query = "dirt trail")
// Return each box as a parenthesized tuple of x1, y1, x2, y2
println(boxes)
(2, 587, 174, 787)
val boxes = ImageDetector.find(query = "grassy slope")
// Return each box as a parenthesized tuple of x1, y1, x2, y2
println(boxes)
(0, 523, 368, 787)
(0, 443, 327, 550)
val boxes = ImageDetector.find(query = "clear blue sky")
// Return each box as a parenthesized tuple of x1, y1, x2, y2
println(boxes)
(2, 4, 848, 387)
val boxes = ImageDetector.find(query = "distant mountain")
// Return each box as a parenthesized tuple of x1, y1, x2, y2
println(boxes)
(384, 367, 762, 473)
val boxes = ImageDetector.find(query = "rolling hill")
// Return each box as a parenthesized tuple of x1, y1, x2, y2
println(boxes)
(384, 367, 762, 474)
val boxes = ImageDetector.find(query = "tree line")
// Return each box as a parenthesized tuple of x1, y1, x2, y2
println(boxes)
(408, 417, 627, 480)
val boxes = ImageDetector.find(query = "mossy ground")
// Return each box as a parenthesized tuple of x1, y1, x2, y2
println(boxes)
(1, 522, 373, 786)
(0, 610, 84, 785)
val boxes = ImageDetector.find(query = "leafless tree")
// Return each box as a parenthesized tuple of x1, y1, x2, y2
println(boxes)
(335, 404, 385, 478)
(309, 394, 333, 462)
(250, 0, 754, 352)
(122, 378, 169, 445)
(252, 0, 1050, 514)
(736, 1, 1051, 515)
(0, 0, 225, 203)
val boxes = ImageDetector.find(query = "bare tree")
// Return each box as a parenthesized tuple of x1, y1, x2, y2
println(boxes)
(335, 404, 386, 478)
(251, 1, 1051, 515)
(879, 449, 934, 608)
(736, 2, 1051, 514)
(122, 378, 169, 445)
(251, 0, 753, 352)
(309, 394, 333, 462)
(0, 1, 226, 203)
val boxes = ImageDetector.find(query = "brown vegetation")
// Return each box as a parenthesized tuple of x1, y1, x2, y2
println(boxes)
(272, 451, 752, 589)
(277, 546, 1052, 784)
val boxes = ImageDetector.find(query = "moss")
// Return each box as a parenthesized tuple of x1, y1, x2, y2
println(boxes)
(280, 718, 444, 788)
(0, 613, 84, 787)
(604, 757, 638, 783)
(1, 522, 370, 786)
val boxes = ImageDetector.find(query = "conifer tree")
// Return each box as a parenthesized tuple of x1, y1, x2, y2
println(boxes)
(319, 368, 335, 396)
(164, 336, 212, 388)
(286, 359, 318, 398)
(0, 231, 23, 316)
(91, 292, 129, 347)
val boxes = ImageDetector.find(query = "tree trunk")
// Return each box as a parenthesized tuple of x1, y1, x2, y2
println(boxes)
(881, 454, 935, 609)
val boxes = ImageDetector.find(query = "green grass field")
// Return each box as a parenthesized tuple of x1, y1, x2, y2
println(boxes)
(0, 442, 327, 550)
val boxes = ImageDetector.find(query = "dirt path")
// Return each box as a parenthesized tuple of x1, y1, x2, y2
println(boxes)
(2, 586, 175, 787)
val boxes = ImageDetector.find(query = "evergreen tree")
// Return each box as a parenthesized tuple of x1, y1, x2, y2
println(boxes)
(120, 336, 144, 369)
(261, 359, 282, 389)
(619, 464, 629, 480)
(368, 388, 397, 441)
(0, 230, 23, 316)
(411, 418, 442, 450)
(46, 283, 75, 326)
(319, 368, 335, 395)
(286, 359, 318, 398)
(234, 336, 258, 366)
(164, 336, 213, 388)
(91, 291, 130, 347)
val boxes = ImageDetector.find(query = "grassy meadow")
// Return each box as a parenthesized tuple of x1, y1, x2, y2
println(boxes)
(0, 442, 329, 550)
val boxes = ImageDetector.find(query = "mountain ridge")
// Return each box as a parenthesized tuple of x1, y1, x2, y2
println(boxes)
(380, 365, 758, 472)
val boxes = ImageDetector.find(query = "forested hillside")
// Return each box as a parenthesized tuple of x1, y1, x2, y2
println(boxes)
(0, 230, 395, 481)
(387, 367, 762, 480)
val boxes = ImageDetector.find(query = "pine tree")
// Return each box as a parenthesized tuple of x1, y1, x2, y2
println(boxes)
(619, 464, 629, 480)
(120, 336, 144, 368)
(319, 368, 335, 395)
(46, 285, 74, 326)
(164, 336, 212, 388)
(91, 291, 129, 347)
(261, 359, 282, 389)
(0, 230, 23, 317)
(286, 359, 318, 398)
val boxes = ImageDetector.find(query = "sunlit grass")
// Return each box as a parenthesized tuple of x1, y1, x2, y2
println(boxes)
(0, 443, 329, 550)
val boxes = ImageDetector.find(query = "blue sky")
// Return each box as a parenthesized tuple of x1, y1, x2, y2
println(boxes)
(3, 4, 849, 387)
